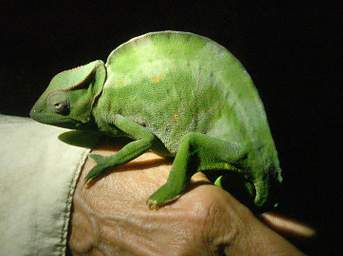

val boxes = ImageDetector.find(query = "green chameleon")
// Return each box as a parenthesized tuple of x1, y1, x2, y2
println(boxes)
(30, 31, 282, 211)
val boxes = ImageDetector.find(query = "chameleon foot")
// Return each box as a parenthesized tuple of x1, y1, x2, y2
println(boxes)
(146, 199, 160, 210)
(146, 184, 182, 210)
(85, 154, 110, 182)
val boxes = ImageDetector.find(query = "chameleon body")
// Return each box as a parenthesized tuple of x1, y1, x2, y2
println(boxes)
(30, 31, 282, 210)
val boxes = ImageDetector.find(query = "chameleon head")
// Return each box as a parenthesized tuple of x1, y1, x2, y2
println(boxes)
(30, 60, 106, 130)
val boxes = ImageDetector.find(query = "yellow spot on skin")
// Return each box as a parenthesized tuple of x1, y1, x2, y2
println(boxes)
(116, 79, 128, 86)
(151, 75, 163, 84)
(172, 113, 179, 122)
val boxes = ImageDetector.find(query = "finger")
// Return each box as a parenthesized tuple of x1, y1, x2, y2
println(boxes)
(260, 211, 316, 239)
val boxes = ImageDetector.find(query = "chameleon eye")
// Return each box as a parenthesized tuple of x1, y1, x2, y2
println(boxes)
(47, 91, 70, 115)
(53, 101, 69, 114)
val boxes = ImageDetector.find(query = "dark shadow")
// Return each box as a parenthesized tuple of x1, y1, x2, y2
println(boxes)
(58, 130, 103, 148)
(206, 171, 256, 211)
(58, 131, 134, 149)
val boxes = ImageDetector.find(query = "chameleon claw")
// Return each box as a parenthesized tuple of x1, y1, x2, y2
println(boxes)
(84, 162, 109, 182)
(84, 170, 97, 183)
(146, 199, 160, 210)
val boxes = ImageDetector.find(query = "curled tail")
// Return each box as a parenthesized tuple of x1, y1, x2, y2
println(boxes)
(254, 168, 283, 212)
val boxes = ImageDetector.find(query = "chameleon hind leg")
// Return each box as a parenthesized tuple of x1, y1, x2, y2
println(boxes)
(147, 132, 247, 209)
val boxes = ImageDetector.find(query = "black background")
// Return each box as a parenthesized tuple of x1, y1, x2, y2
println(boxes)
(0, 1, 341, 255)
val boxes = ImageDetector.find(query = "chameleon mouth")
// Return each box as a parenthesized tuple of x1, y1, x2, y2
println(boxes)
(30, 109, 81, 129)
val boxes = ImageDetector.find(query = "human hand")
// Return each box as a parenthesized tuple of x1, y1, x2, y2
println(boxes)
(69, 146, 306, 255)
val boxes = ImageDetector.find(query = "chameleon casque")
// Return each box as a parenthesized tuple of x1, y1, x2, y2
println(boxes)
(30, 31, 283, 211)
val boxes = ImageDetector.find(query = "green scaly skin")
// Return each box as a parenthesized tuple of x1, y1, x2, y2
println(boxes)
(30, 31, 282, 211)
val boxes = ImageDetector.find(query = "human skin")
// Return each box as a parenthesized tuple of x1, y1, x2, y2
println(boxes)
(69, 146, 306, 256)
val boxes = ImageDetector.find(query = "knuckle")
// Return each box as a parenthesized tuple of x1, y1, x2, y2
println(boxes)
(189, 195, 224, 231)
(189, 190, 240, 251)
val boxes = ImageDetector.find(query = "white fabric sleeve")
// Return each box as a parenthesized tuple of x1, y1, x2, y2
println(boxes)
(0, 115, 90, 256)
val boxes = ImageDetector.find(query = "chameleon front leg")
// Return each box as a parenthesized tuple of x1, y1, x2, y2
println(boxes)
(147, 132, 246, 209)
(85, 114, 155, 181)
